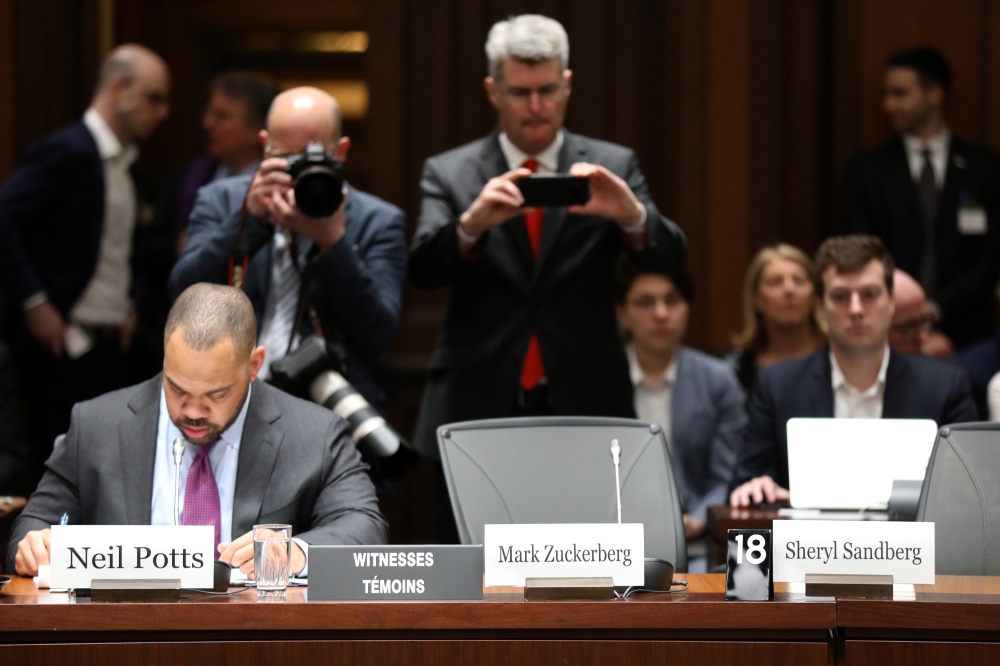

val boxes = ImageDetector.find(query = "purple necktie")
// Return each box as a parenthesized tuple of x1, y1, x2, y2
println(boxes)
(182, 441, 222, 553)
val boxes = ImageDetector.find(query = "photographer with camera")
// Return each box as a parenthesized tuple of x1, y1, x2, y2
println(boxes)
(169, 87, 407, 424)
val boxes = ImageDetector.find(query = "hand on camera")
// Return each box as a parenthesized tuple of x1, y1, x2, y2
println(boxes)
(729, 475, 790, 508)
(248, 157, 347, 252)
(25, 300, 66, 358)
(567, 162, 645, 228)
(459, 167, 533, 238)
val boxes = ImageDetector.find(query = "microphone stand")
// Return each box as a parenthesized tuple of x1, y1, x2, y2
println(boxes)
(610, 439, 622, 524)
(172, 438, 185, 526)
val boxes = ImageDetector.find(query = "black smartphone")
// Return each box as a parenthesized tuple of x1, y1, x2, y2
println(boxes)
(517, 174, 591, 207)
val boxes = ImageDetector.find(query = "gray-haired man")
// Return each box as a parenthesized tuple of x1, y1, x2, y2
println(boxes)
(8, 283, 387, 577)
(409, 15, 686, 458)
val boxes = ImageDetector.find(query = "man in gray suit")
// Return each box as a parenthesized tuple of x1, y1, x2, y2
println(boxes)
(615, 259, 746, 539)
(8, 283, 387, 577)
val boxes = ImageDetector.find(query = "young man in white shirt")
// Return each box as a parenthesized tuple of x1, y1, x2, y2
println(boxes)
(730, 235, 977, 507)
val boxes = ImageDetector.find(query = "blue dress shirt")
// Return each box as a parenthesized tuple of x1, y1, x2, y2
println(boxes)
(149, 384, 309, 573)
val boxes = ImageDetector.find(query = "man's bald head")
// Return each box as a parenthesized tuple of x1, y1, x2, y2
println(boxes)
(889, 269, 929, 355)
(265, 87, 343, 154)
(892, 269, 926, 316)
(95, 44, 168, 96)
(165, 284, 257, 360)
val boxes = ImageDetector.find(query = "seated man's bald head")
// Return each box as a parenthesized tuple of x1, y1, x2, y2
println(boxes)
(165, 284, 257, 360)
(266, 86, 343, 149)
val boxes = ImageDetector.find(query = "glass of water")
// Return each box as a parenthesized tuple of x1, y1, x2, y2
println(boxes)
(253, 524, 292, 600)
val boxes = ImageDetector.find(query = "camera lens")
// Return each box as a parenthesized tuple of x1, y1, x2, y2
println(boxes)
(294, 166, 343, 219)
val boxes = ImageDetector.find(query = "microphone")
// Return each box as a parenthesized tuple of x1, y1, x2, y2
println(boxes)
(610, 438, 622, 524)
(172, 438, 185, 526)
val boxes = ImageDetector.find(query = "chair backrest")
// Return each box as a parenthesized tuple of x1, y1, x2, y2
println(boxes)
(916, 422, 1000, 575)
(437, 416, 687, 572)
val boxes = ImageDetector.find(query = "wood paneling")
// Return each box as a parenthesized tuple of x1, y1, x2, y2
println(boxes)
(0, 0, 14, 179)
(0, 640, 831, 666)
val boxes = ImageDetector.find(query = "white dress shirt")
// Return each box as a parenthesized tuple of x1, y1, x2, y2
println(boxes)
(67, 109, 138, 325)
(627, 342, 678, 444)
(498, 130, 564, 174)
(903, 128, 950, 189)
(830, 346, 891, 419)
(150, 384, 309, 573)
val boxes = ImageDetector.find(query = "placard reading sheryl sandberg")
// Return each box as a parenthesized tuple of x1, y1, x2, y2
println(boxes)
(484, 523, 644, 586)
(772, 520, 935, 584)
(50, 525, 215, 589)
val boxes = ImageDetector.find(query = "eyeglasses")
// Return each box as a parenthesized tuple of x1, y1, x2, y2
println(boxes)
(498, 82, 567, 106)
(890, 314, 935, 339)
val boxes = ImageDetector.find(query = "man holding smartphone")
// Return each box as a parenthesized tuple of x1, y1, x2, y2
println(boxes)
(409, 15, 686, 462)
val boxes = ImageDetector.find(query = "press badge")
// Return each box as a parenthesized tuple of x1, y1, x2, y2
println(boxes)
(958, 205, 987, 235)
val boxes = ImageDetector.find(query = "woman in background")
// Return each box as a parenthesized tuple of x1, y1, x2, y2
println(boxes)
(724, 244, 826, 401)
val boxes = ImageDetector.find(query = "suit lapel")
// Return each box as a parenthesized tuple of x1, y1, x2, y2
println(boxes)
(232, 383, 284, 537)
(534, 132, 584, 280)
(118, 376, 162, 525)
(808, 351, 836, 417)
(477, 133, 534, 268)
(887, 139, 923, 236)
(881, 349, 909, 418)
(938, 138, 965, 225)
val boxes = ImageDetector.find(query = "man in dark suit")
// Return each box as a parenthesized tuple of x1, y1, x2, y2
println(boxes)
(0, 45, 171, 481)
(410, 15, 686, 456)
(844, 47, 1000, 350)
(9, 284, 387, 577)
(169, 87, 406, 410)
(730, 235, 978, 506)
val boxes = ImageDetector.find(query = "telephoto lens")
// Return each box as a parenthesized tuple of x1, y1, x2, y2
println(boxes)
(268, 336, 419, 479)
(283, 141, 347, 219)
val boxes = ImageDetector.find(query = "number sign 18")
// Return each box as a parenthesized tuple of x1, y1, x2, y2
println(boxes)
(726, 529, 773, 601)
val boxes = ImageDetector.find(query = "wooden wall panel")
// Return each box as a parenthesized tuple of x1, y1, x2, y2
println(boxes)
(858, 0, 984, 148)
(0, 0, 15, 180)
(705, 0, 751, 351)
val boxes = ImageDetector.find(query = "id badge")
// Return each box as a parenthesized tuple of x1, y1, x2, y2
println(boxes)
(958, 206, 987, 235)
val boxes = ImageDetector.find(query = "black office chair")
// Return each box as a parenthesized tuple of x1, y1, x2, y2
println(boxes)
(437, 416, 688, 572)
(916, 422, 1000, 575)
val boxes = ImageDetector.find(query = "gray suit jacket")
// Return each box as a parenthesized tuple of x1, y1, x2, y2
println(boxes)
(670, 347, 746, 522)
(6, 376, 388, 572)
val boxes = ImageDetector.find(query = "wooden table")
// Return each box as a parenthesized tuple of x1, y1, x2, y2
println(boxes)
(4, 574, 1000, 664)
(0, 574, 834, 665)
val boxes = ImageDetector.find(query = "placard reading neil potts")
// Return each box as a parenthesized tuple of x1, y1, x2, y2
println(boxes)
(772, 520, 935, 584)
(484, 523, 644, 586)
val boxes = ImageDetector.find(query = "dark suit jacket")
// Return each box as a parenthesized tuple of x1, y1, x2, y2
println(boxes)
(409, 129, 686, 456)
(0, 121, 106, 316)
(844, 135, 1000, 347)
(5, 375, 388, 572)
(732, 348, 979, 490)
(168, 177, 407, 407)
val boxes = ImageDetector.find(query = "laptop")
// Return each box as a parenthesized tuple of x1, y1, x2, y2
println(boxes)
(786, 418, 939, 510)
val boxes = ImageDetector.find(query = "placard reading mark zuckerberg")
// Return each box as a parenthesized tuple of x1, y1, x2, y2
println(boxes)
(772, 520, 935, 584)
(50, 525, 214, 589)
(484, 524, 644, 586)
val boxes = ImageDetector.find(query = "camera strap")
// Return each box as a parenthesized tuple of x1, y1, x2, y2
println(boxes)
(228, 184, 328, 355)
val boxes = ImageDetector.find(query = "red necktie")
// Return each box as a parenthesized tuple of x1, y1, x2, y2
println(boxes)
(519, 158, 545, 391)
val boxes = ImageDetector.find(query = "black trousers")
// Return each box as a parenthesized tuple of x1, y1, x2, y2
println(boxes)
(17, 336, 130, 487)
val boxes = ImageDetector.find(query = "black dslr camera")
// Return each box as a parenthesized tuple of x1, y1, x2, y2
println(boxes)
(284, 141, 347, 219)
(268, 336, 419, 480)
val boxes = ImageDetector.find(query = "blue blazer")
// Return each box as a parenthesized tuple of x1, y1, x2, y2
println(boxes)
(0, 122, 104, 316)
(168, 176, 407, 407)
(732, 347, 979, 490)
(669, 347, 746, 521)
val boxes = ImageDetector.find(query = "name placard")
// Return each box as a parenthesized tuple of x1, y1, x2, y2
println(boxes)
(772, 520, 935, 584)
(484, 523, 644, 587)
(308, 545, 484, 600)
(50, 525, 214, 589)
